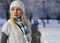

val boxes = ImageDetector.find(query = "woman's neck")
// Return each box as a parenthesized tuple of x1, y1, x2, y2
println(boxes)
(15, 17, 22, 22)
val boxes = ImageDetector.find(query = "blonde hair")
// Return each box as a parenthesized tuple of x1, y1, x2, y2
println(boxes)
(10, 15, 31, 34)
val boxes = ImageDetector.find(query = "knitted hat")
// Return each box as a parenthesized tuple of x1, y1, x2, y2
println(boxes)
(10, 0, 25, 15)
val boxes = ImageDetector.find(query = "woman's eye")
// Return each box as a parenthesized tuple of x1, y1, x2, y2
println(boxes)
(11, 8, 15, 10)
(17, 8, 21, 10)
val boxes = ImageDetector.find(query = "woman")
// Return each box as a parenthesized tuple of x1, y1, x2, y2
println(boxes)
(1, 0, 31, 43)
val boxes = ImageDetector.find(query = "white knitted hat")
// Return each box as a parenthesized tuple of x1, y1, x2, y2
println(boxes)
(10, 0, 25, 15)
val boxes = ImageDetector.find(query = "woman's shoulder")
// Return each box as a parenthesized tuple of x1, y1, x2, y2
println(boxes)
(2, 19, 11, 28)
(2, 19, 11, 36)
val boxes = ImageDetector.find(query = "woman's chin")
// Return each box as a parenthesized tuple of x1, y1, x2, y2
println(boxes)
(13, 16, 21, 19)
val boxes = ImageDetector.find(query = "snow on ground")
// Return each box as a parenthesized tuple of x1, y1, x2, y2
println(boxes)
(28, 19, 60, 25)
(38, 23, 60, 43)
(0, 19, 6, 26)
(0, 27, 2, 43)
(0, 19, 60, 26)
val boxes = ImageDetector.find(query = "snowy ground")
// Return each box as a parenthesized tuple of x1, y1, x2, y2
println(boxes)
(0, 19, 6, 26)
(29, 19, 60, 43)
(38, 23, 60, 43)
(0, 27, 2, 43)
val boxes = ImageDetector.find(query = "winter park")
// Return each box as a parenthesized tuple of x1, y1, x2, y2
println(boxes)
(0, 0, 60, 43)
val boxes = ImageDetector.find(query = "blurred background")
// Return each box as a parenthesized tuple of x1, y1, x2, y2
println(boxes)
(0, 0, 60, 43)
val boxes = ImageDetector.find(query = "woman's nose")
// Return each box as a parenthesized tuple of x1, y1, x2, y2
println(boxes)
(14, 9, 17, 13)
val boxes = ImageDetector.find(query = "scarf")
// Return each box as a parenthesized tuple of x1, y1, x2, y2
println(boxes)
(15, 18, 29, 34)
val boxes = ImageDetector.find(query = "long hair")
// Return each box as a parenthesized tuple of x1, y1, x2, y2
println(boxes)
(10, 15, 31, 34)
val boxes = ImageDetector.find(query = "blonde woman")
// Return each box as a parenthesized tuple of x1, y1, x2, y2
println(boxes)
(1, 0, 31, 43)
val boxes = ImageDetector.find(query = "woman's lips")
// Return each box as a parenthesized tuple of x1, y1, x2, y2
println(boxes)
(14, 14, 18, 16)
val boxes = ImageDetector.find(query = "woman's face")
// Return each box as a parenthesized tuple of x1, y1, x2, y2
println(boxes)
(10, 6, 23, 19)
